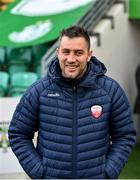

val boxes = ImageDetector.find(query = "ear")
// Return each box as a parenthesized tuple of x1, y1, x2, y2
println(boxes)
(88, 50, 93, 62)
(56, 47, 59, 56)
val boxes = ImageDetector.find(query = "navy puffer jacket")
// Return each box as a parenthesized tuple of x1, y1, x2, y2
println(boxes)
(8, 56, 136, 179)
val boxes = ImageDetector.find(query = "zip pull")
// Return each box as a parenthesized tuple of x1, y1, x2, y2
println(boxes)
(73, 86, 76, 91)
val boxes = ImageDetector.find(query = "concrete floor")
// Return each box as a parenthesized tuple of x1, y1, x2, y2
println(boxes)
(0, 173, 29, 179)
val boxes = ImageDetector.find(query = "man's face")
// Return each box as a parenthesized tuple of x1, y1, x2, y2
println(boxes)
(56, 36, 92, 79)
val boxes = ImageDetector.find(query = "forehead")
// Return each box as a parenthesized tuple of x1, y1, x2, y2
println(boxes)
(59, 36, 88, 49)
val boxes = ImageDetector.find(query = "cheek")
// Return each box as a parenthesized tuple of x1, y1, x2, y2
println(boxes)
(59, 59, 65, 70)
(81, 60, 88, 68)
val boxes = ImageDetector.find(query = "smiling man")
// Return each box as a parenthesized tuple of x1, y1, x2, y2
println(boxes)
(8, 26, 136, 179)
(57, 30, 92, 79)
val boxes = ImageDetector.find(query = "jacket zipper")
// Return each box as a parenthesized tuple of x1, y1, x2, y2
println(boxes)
(72, 85, 77, 178)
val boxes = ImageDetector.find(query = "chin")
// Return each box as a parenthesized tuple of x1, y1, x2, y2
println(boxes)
(64, 71, 76, 78)
(66, 74, 77, 79)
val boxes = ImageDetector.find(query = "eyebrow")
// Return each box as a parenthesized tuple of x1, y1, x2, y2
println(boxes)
(61, 48, 84, 52)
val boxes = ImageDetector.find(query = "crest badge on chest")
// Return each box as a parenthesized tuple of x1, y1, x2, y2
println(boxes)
(91, 105, 102, 118)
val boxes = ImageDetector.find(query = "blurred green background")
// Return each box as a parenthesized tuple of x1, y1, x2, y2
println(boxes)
(119, 145, 140, 179)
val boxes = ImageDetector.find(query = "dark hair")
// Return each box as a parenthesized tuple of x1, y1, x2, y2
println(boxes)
(59, 26, 90, 50)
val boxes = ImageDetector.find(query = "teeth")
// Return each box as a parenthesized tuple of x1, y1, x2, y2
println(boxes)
(66, 65, 77, 67)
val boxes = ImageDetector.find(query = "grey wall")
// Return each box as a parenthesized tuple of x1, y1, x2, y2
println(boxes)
(90, 3, 140, 143)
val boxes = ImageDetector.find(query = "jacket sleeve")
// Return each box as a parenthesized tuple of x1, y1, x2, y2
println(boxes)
(8, 85, 44, 179)
(105, 81, 136, 179)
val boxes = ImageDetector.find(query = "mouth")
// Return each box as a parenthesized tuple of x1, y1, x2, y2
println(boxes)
(66, 65, 78, 71)
(66, 64, 78, 68)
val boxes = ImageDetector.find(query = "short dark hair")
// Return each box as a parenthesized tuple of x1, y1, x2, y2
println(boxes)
(59, 26, 90, 50)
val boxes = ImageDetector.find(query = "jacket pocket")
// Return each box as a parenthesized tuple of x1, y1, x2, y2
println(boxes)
(102, 155, 108, 178)
(42, 156, 47, 178)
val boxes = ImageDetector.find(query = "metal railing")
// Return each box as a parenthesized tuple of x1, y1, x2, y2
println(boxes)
(41, 0, 124, 76)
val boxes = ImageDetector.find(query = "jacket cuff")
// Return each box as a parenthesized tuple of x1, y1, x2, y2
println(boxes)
(105, 163, 119, 179)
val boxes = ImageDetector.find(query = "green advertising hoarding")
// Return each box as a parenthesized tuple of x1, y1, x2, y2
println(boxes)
(0, 0, 95, 47)
(129, 0, 140, 19)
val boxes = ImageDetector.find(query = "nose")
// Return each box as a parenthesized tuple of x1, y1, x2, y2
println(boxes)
(67, 54, 76, 63)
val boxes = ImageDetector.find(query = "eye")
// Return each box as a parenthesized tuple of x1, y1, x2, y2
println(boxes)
(76, 51, 83, 56)
(62, 50, 69, 55)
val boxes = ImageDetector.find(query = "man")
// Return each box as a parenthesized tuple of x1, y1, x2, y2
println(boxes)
(8, 26, 136, 179)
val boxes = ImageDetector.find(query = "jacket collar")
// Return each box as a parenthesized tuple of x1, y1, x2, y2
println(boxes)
(48, 56, 107, 88)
